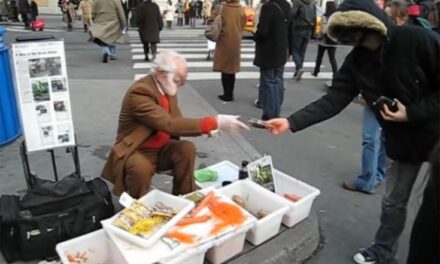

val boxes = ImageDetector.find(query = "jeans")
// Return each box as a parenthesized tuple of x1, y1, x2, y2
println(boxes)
(367, 161, 422, 262)
(354, 107, 386, 193)
(259, 66, 284, 120)
(102, 45, 115, 56)
(291, 33, 310, 72)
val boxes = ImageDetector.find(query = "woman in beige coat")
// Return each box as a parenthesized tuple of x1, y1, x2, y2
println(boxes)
(213, 0, 245, 102)
(79, 0, 93, 33)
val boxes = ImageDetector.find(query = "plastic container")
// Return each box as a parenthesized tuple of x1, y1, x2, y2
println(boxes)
(166, 240, 213, 264)
(195, 160, 240, 189)
(0, 26, 22, 146)
(273, 169, 320, 227)
(101, 189, 194, 248)
(218, 180, 290, 245)
(56, 229, 127, 264)
(205, 221, 253, 264)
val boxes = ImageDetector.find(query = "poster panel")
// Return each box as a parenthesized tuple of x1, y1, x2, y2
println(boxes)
(11, 40, 75, 152)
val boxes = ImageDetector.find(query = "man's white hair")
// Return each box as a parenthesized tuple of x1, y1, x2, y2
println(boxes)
(152, 50, 186, 74)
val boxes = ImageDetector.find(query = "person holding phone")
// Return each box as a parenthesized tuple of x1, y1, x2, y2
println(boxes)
(264, 0, 440, 263)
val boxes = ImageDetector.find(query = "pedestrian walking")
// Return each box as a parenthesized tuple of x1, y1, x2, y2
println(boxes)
(253, 0, 291, 119)
(176, 0, 185, 26)
(184, 0, 190, 24)
(289, 0, 316, 81)
(163, 0, 175, 29)
(18, 0, 30, 28)
(202, 0, 212, 24)
(63, 0, 76, 31)
(311, 1, 338, 77)
(189, 0, 197, 27)
(213, 0, 245, 102)
(30, 0, 38, 21)
(265, 1, 440, 264)
(136, 0, 163, 61)
(78, 0, 92, 32)
(90, 0, 127, 63)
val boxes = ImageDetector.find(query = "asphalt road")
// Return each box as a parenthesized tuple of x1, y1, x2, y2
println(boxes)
(1, 16, 427, 264)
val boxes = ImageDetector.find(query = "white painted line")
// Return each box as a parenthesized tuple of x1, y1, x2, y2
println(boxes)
(5, 26, 64, 32)
(133, 53, 254, 59)
(129, 43, 254, 48)
(135, 71, 333, 81)
(133, 61, 318, 69)
(131, 47, 255, 53)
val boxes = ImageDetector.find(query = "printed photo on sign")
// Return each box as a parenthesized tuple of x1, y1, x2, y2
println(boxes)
(247, 156, 274, 185)
(53, 100, 69, 121)
(57, 123, 72, 144)
(39, 125, 54, 146)
(51, 78, 67, 93)
(35, 103, 52, 124)
(28, 57, 62, 78)
(31, 79, 50, 102)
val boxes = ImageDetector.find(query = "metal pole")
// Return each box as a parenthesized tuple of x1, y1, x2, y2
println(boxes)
(49, 149, 59, 181)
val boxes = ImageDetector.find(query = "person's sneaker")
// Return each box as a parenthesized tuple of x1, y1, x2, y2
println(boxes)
(311, 71, 318, 77)
(353, 248, 377, 264)
(254, 99, 262, 109)
(295, 69, 304, 81)
(293, 71, 298, 78)
(343, 181, 374, 194)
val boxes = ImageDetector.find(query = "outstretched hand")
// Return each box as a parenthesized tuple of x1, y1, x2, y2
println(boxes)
(264, 118, 290, 135)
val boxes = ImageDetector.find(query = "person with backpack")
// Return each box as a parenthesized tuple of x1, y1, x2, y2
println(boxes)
(289, 0, 316, 81)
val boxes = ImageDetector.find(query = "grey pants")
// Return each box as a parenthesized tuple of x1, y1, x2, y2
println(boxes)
(369, 160, 422, 262)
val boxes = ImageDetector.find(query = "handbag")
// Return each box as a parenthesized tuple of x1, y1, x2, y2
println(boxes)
(0, 173, 114, 262)
(205, 14, 222, 42)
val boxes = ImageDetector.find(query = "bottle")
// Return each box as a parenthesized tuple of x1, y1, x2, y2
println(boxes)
(238, 160, 249, 180)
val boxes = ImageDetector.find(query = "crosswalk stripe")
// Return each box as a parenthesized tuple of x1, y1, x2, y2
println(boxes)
(133, 54, 254, 59)
(134, 72, 333, 81)
(129, 43, 255, 48)
(131, 47, 255, 53)
(4, 26, 64, 32)
(133, 61, 318, 69)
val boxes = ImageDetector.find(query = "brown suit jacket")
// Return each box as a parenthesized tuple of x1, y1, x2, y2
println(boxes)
(102, 75, 205, 195)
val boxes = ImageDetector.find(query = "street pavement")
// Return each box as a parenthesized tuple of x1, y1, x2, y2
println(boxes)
(0, 15, 428, 264)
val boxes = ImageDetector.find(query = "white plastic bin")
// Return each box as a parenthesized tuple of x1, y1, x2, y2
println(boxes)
(273, 169, 320, 227)
(101, 189, 194, 248)
(195, 160, 240, 189)
(218, 180, 290, 245)
(205, 222, 253, 264)
(56, 229, 127, 264)
(166, 241, 213, 264)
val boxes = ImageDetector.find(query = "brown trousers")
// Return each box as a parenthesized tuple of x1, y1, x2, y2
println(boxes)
(124, 140, 198, 198)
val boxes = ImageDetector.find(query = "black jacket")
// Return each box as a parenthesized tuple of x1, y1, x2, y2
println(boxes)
(136, 0, 163, 43)
(290, 0, 316, 33)
(253, 0, 291, 69)
(288, 0, 440, 164)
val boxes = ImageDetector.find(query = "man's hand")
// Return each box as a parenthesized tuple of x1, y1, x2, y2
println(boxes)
(217, 115, 251, 132)
(380, 99, 408, 122)
(264, 118, 290, 135)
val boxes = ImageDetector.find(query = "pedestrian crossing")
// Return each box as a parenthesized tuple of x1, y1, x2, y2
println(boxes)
(128, 29, 333, 81)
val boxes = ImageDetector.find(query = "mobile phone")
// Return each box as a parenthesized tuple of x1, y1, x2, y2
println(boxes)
(248, 118, 266, 129)
(373, 96, 398, 113)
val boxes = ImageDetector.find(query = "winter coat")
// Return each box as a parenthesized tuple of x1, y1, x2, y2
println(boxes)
(290, 0, 316, 35)
(287, 0, 440, 164)
(213, 1, 245, 74)
(253, 0, 291, 69)
(175, 2, 184, 18)
(79, 0, 93, 21)
(90, 0, 126, 45)
(203, 0, 212, 18)
(30, 1, 38, 18)
(164, 3, 174, 21)
(136, 0, 163, 43)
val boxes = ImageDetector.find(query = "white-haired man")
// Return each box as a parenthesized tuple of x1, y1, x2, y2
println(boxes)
(102, 51, 249, 198)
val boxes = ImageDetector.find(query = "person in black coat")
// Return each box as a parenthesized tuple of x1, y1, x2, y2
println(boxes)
(30, 0, 38, 21)
(136, 0, 163, 61)
(253, 0, 291, 120)
(265, 0, 440, 263)
(18, 0, 30, 28)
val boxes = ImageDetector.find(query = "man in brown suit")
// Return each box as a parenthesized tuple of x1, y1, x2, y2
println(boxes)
(102, 51, 249, 198)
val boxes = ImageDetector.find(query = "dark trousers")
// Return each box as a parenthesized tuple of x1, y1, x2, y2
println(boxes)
(313, 44, 338, 74)
(292, 34, 310, 72)
(259, 66, 284, 120)
(407, 168, 439, 264)
(184, 11, 190, 25)
(124, 140, 198, 198)
(21, 12, 29, 27)
(166, 20, 172, 29)
(221, 73, 236, 100)
(177, 17, 183, 26)
(142, 42, 157, 59)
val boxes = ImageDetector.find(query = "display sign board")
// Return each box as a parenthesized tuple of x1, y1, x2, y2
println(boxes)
(11, 40, 75, 152)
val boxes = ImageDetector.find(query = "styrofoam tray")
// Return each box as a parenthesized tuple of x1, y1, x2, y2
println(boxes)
(218, 179, 290, 245)
(101, 189, 194, 248)
(56, 229, 127, 264)
(195, 160, 240, 189)
(273, 169, 320, 227)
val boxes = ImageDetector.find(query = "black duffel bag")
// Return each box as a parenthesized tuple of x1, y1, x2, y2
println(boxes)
(0, 173, 114, 262)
